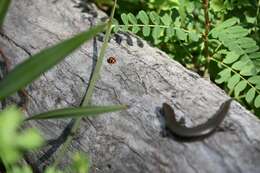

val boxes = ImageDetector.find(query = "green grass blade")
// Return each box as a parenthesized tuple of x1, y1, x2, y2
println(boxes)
(0, 0, 11, 26)
(26, 105, 128, 120)
(0, 23, 106, 100)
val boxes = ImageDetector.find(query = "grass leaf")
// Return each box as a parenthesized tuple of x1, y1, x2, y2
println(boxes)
(0, 24, 106, 100)
(0, 0, 11, 26)
(26, 105, 128, 120)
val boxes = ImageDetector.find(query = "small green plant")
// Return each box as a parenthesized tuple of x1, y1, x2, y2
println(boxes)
(0, 107, 43, 169)
(71, 152, 90, 173)
(210, 18, 260, 108)
(0, 107, 88, 173)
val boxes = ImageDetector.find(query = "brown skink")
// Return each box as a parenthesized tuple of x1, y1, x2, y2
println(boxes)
(162, 99, 232, 139)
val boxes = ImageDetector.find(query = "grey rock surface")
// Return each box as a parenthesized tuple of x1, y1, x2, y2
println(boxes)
(1, 0, 260, 173)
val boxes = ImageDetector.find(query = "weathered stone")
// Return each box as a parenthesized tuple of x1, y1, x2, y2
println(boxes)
(1, 0, 260, 172)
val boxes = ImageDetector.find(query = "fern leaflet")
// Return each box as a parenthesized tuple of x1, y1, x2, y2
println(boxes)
(211, 18, 260, 108)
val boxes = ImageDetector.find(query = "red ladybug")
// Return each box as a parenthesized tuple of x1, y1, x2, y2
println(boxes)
(107, 56, 117, 64)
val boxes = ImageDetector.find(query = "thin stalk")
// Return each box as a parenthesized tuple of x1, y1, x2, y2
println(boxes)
(53, 0, 117, 167)
(255, 0, 260, 34)
(210, 57, 260, 97)
(82, 14, 115, 105)
(202, 0, 210, 76)
(256, 0, 260, 26)
(117, 24, 191, 32)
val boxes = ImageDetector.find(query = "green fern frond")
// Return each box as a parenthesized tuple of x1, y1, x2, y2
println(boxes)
(211, 18, 260, 108)
(112, 10, 200, 44)
(210, 18, 259, 73)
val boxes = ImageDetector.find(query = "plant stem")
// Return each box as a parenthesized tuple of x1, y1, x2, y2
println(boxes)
(210, 57, 260, 97)
(255, 0, 260, 36)
(53, 0, 117, 167)
(117, 24, 191, 32)
(82, 20, 114, 106)
(255, 0, 260, 30)
(202, 0, 210, 76)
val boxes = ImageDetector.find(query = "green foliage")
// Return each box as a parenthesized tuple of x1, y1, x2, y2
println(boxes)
(71, 152, 90, 173)
(210, 0, 252, 12)
(113, 10, 200, 45)
(147, 0, 179, 11)
(0, 107, 43, 166)
(110, 1, 206, 71)
(211, 18, 260, 108)
(0, 0, 11, 26)
(0, 107, 90, 173)
(9, 165, 33, 173)
(44, 167, 63, 173)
